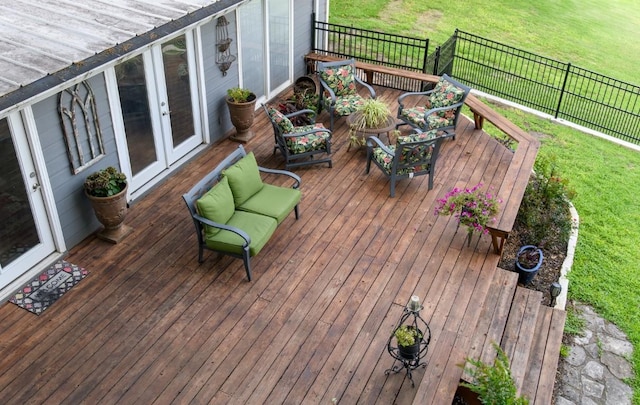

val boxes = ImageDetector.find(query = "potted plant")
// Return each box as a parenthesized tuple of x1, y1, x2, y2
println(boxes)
(348, 98, 392, 148)
(515, 245, 544, 285)
(226, 87, 257, 142)
(459, 342, 529, 404)
(434, 183, 502, 247)
(84, 166, 132, 243)
(394, 324, 422, 359)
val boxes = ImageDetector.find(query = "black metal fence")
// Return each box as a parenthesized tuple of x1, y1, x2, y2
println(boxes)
(453, 30, 640, 144)
(311, 18, 640, 145)
(312, 19, 430, 91)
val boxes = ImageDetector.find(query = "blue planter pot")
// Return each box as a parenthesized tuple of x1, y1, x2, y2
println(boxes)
(515, 245, 543, 285)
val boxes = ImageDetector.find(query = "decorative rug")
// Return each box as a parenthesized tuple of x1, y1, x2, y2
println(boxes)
(8, 260, 88, 315)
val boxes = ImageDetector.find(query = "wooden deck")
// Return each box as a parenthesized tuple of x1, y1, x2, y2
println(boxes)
(0, 85, 564, 404)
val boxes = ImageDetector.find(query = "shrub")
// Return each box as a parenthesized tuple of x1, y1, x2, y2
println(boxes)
(516, 155, 575, 247)
(461, 342, 529, 405)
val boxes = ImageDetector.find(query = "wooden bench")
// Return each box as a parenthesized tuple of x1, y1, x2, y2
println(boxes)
(305, 53, 540, 254)
(182, 145, 301, 281)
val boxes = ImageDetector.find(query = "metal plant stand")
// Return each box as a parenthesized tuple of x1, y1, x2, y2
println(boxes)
(385, 296, 431, 387)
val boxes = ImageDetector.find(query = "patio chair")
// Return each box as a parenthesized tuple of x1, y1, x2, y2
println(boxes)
(365, 129, 447, 197)
(316, 58, 376, 131)
(396, 74, 471, 139)
(263, 104, 333, 169)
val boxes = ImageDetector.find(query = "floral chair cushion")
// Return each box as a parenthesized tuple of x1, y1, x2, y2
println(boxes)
(285, 123, 331, 154)
(268, 108, 295, 134)
(371, 139, 435, 176)
(429, 79, 466, 109)
(319, 64, 357, 96)
(397, 129, 438, 143)
(399, 78, 466, 130)
(399, 104, 458, 130)
(322, 94, 366, 116)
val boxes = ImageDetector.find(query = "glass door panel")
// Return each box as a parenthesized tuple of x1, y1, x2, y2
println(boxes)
(269, 0, 290, 93)
(161, 35, 195, 148)
(239, 0, 266, 99)
(115, 55, 158, 176)
(0, 119, 39, 267)
(0, 114, 56, 291)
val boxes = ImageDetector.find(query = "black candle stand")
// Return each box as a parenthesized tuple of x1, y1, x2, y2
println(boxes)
(384, 296, 431, 387)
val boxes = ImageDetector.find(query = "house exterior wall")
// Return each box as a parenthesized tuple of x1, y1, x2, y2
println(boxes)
(201, 13, 238, 143)
(32, 74, 116, 248)
(0, 0, 326, 296)
(293, 0, 313, 78)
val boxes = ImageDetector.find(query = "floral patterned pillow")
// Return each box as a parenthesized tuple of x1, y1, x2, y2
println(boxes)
(428, 79, 466, 109)
(268, 108, 295, 134)
(320, 64, 357, 96)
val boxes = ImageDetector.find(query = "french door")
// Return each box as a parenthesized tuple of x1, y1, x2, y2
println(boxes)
(0, 114, 56, 291)
(112, 32, 203, 193)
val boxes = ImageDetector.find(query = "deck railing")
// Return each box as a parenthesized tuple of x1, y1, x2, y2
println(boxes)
(312, 17, 640, 145)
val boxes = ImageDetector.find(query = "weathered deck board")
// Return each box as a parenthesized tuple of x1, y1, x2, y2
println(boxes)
(0, 84, 557, 404)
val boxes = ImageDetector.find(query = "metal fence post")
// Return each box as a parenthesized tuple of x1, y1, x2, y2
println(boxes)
(555, 63, 572, 119)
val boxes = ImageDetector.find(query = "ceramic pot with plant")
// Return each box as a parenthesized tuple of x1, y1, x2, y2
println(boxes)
(394, 324, 422, 359)
(515, 245, 543, 285)
(226, 87, 257, 142)
(84, 166, 132, 243)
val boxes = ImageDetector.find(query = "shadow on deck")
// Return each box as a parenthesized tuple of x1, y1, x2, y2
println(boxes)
(0, 81, 565, 404)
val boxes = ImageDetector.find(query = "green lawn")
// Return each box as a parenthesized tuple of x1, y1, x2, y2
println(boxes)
(330, 0, 640, 85)
(330, 0, 640, 402)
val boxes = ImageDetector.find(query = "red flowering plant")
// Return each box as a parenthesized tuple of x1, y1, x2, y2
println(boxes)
(434, 183, 502, 245)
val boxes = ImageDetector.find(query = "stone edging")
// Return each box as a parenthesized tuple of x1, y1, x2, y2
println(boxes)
(554, 201, 579, 311)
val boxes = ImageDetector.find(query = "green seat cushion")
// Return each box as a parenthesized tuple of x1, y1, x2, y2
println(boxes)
(195, 176, 235, 236)
(204, 210, 277, 256)
(238, 184, 301, 224)
(223, 152, 264, 206)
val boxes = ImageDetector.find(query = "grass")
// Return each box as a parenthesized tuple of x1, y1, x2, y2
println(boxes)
(330, 0, 640, 85)
(330, 0, 640, 402)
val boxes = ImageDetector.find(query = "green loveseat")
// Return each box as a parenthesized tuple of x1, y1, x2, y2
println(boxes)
(182, 145, 301, 281)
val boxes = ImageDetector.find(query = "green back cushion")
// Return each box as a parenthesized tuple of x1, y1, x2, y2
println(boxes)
(196, 176, 235, 236)
(223, 152, 264, 206)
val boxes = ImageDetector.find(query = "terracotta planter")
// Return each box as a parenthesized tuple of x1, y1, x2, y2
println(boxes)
(86, 184, 132, 243)
(226, 94, 257, 143)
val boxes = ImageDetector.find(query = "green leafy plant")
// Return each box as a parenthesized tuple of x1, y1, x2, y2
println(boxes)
(564, 305, 586, 336)
(516, 155, 575, 247)
(227, 87, 253, 103)
(435, 183, 502, 243)
(461, 342, 529, 405)
(394, 324, 422, 347)
(84, 166, 127, 197)
(349, 98, 390, 147)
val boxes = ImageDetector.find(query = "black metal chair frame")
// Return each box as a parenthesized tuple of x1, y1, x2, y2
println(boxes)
(396, 74, 471, 139)
(366, 134, 447, 197)
(262, 104, 333, 170)
(316, 58, 376, 131)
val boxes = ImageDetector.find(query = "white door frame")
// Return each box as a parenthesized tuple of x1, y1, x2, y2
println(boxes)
(108, 30, 205, 197)
(0, 110, 62, 298)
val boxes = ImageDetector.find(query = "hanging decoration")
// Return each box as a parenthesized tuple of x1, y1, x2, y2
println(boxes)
(216, 15, 236, 76)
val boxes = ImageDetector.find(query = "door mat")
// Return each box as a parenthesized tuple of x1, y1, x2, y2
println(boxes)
(8, 260, 88, 315)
